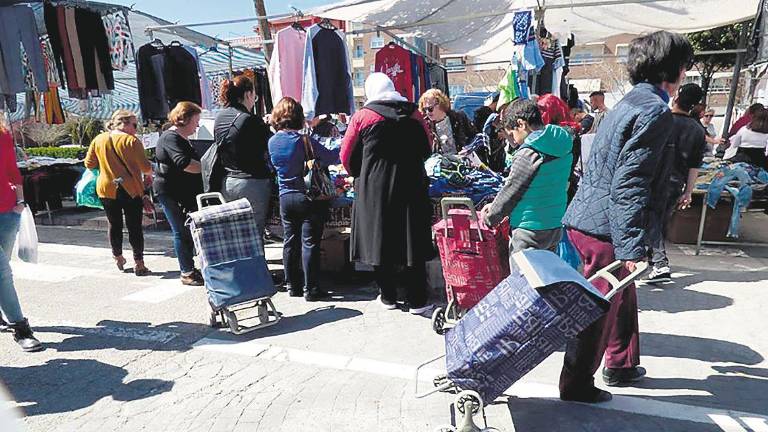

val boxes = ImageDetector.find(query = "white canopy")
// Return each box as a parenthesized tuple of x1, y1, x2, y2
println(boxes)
(311, 0, 760, 64)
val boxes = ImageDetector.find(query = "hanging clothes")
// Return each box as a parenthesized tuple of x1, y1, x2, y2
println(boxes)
(0, 4, 48, 96)
(183, 46, 211, 110)
(268, 26, 307, 105)
(44, 87, 66, 124)
(535, 36, 563, 96)
(254, 68, 273, 115)
(302, 24, 354, 119)
(428, 63, 448, 96)
(498, 66, 519, 106)
(63, 7, 87, 90)
(136, 42, 201, 122)
(75, 8, 114, 93)
(375, 43, 414, 101)
(102, 10, 135, 71)
(41, 37, 61, 89)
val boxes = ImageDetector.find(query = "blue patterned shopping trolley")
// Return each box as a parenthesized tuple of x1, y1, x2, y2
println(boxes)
(188, 193, 281, 334)
(415, 249, 647, 431)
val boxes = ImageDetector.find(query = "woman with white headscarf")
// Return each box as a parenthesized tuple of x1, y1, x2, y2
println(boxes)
(340, 73, 434, 315)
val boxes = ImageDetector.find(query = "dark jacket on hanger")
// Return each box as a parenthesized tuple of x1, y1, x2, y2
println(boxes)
(136, 42, 201, 121)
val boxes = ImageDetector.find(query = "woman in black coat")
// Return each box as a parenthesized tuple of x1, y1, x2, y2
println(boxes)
(340, 73, 434, 315)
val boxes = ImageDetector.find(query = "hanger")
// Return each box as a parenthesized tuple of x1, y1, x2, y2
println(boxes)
(150, 38, 165, 48)
(318, 18, 336, 30)
(169, 40, 183, 47)
(291, 20, 305, 32)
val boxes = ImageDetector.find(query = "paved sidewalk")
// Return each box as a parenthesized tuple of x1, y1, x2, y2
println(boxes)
(1, 226, 767, 431)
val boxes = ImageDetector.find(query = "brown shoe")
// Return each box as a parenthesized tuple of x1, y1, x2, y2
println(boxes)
(181, 272, 204, 286)
(134, 260, 151, 276)
(114, 255, 127, 271)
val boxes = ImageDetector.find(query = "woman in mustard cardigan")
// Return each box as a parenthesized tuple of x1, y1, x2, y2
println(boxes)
(85, 110, 153, 275)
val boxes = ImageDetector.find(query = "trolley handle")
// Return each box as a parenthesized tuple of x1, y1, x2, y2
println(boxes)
(440, 197, 484, 242)
(588, 260, 649, 301)
(196, 192, 226, 209)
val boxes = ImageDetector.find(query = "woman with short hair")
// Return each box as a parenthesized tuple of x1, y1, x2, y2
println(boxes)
(418, 88, 475, 155)
(85, 110, 153, 275)
(153, 101, 204, 286)
(268, 97, 340, 301)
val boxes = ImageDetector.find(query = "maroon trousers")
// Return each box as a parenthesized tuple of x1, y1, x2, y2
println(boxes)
(559, 228, 640, 395)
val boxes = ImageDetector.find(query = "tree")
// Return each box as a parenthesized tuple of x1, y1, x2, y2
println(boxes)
(688, 22, 749, 104)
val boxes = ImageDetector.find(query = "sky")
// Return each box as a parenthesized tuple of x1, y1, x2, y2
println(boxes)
(107, 0, 333, 39)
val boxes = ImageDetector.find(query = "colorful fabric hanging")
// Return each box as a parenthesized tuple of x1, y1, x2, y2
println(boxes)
(102, 11, 135, 71)
(44, 87, 66, 124)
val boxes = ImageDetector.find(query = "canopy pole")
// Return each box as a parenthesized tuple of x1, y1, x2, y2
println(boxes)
(228, 44, 234, 78)
(722, 22, 750, 138)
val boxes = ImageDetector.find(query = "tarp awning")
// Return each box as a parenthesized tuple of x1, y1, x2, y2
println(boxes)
(311, 0, 760, 64)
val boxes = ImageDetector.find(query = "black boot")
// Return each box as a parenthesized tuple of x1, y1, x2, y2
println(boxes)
(11, 319, 42, 352)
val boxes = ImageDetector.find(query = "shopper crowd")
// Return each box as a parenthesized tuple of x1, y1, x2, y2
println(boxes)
(6, 28, 763, 408)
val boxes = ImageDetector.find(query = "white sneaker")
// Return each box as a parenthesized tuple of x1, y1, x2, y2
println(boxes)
(409, 304, 435, 316)
(642, 266, 672, 283)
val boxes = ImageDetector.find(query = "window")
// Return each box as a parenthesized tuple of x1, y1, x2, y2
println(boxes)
(570, 46, 604, 65)
(353, 44, 364, 59)
(615, 44, 629, 63)
(353, 69, 366, 88)
(370, 37, 385, 49)
(444, 57, 466, 72)
(449, 84, 465, 96)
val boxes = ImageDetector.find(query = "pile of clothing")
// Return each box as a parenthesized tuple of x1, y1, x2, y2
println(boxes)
(700, 161, 768, 238)
(425, 154, 503, 205)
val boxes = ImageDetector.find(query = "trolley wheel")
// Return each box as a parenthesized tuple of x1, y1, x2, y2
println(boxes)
(455, 390, 483, 416)
(433, 426, 457, 432)
(208, 310, 218, 328)
(257, 302, 269, 324)
(431, 306, 447, 335)
(224, 309, 239, 333)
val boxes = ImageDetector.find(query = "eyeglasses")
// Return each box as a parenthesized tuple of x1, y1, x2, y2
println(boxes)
(423, 105, 436, 113)
(704, 115, 714, 118)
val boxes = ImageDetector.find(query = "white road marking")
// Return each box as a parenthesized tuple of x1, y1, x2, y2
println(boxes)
(708, 414, 748, 432)
(10, 261, 99, 282)
(122, 279, 198, 304)
(193, 337, 768, 428)
(743, 417, 768, 432)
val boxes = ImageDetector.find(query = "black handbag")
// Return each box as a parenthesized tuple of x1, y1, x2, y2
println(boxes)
(302, 134, 335, 201)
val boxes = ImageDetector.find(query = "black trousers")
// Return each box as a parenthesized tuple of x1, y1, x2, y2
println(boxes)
(279, 192, 329, 292)
(373, 263, 428, 308)
(100, 187, 144, 261)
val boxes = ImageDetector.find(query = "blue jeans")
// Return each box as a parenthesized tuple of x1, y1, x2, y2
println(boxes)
(156, 194, 195, 273)
(279, 192, 329, 291)
(0, 211, 24, 323)
(707, 165, 753, 238)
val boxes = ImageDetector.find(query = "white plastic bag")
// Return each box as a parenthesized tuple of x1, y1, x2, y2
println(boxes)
(15, 207, 38, 263)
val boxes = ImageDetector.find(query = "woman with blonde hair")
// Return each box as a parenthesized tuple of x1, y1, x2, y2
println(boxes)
(153, 102, 204, 285)
(0, 116, 42, 351)
(85, 109, 153, 275)
(418, 88, 475, 155)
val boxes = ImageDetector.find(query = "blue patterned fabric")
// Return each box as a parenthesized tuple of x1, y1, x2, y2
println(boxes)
(188, 198, 275, 308)
(445, 250, 608, 403)
(512, 10, 532, 44)
(188, 198, 263, 267)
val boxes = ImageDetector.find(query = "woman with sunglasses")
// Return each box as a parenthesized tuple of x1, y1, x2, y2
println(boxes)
(699, 107, 724, 156)
(85, 110, 153, 275)
(418, 89, 475, 155)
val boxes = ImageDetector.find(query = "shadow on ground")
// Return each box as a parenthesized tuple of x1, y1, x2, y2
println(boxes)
(641, 332, 764, 365)
(35, 319, 211, 353)
(505, 397, 722, 432)
(635, 264, 768, 313)
(207, 305, 363, 341)
(0, 359, 173, 416)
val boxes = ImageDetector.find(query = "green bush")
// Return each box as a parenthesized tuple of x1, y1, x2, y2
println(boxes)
(26, 146, 86, 160)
